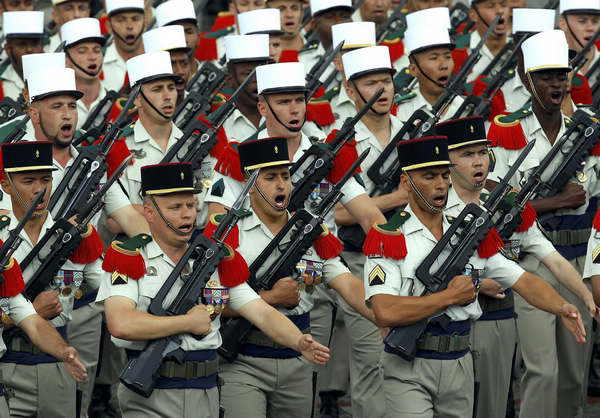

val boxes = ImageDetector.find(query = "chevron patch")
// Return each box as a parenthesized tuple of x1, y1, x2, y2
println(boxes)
(369, 265, 386, 286)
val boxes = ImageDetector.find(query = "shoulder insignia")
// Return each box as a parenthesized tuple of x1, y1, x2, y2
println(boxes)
(393, 67, 414, 90)
(453, 32, 472, 49)
(368, 264, 386, 286)
(203, 212, 248, 249)
(102, 234, 152, 280)
(445, 215, 456, 224)
(505, 68, 516, 79)
(494, 104, 531, 127)
(203, 25, 235, 39)
(488, 105, 530, 150)
(362, 210, 409, 260)
(393, 91, 417, 104)
(211, 178, 225, 197)
(0, 215, 9, 231)
(593, 244, 600, 264)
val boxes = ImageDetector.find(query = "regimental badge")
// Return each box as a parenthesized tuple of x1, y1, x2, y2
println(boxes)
(35, 149, 40, 158)
(180, 172, 185, 180)
(593, 244, 600, 264)
(274, 146, 279, 154)
(111, 271, 128, 285)
(369, 265, 386, 286)
(310, 182, 330, 204)
(500, 239, 521, 261)
(435, 146, 439, 154)
(146, 266, 158, 276)
(295, 259, 323, 294)
(130, 148, 147, 159)
(470, 125, 474, 133)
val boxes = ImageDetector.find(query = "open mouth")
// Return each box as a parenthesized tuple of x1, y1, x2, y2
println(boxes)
(287, 119, 301, 129)
(274, 193, 287, 209)
(60, 123, 73, 136)
(432, 194, 446, 207)
(473, 171, 485, 184)
(87, 64, 98, 72)
(177, 223, 193, 234)
(162, 104, 174, 113)
(438, 75, 449, 86)
(175, 79, 186, 91)
(284, 21, 296, 29)
(125, 34, 136, 45)
(550, 91, 563, 104)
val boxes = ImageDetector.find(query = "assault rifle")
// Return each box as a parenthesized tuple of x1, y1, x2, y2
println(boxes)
(75, 91, 122, 146)
(0, 189, 45, 273)
(383, 139, 535, 361)
(21, 155, 132, 301)
(119, 170, 259, 398)
(452, 35, 527, 120)
(47, 84, 142, 220)
(218, 149, 370, 363)
(493, 110, 600, 238)
(1, 112, 30, 144)
(367, 15, 501, 197)
(571, 26, 600, 76)
(164, 68, 257, 165)
(0, 97, 25, 125)
(288, 88, 383, 212)
(450, 3, 473, 36)
(305, 41, 344, 100)
(376, 0, 407, 45)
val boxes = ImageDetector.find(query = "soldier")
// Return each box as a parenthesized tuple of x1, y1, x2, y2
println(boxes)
(60, 17, 109, 130)
(0, 11, 44, 101)
(462, 0, 509, 82)
(142, 25, 192, 106)
(267, 0, 304, 52)
(238, 8, 284, 63)
(218, 136, 373, 418)
(364, 134, 586, 417)
(486, 29, 598, 418)
(0, 0, 33, 12)
(155, 0, 202, 75)
(97, 160, 330, 417)
(500, 7, 555, 112)
(298, 0, 354, 91)
(46, 0, 92, 53)
(0, 135, 103, 417)
(438, 115, 598, 418)
(395, 8, 464, 122)
(103, 0, 145, 93)
(353, 0, 391, 25)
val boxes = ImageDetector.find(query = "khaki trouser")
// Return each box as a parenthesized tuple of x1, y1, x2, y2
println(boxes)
(0, 361, 76, 417)
(381, 350, 474, 418)
(67, 302, 103, 417)
(471, 318, 516, 418)
(219, 353, 313, 418)
(517, 254, 594, 418)
(117, 383, 219, 418)
(0, 394, 9, 418)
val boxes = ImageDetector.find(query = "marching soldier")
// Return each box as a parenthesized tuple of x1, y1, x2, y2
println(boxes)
(395, 8, 464, 122)
(487, 29, 598, 418)
(0, 11, 44, 101)
(103, 0, 146, 93)
(438, 115, 598, 418)
(155, 0, 202, 76)
(60, 17, 110, 130)
(364, 134, 586, 417)
(142, 25, 192, 106)
(0, 136, 103, 417)
(500, 7, 556, 112)
(218, 136, 373, 418)
(97, 160, 330, 417)
(46, 0, 92, 53)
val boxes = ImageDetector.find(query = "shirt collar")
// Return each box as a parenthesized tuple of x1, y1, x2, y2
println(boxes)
(402, 203, 451, 239)
(9, 211, 55, 247)
(133, 120, 182, 144)
(103, 43, 124, 65)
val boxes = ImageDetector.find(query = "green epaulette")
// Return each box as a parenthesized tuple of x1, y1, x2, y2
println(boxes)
(383, 28, 406, 42)
(376, 209, 411, 233)
(453, 32, 471, 50)
(118, 233, 152, 252)
(315, 85, 341, 103)
(0, 215, 9, 231)
(393, 91, 417, 104)
(494, 103, 532, 126)
(393, 67, 413, 89)
(103, 234, 152, 281)
(211, 210, 252, 225)
(203, 25, 235, 39)
(120, 122, 135, 138)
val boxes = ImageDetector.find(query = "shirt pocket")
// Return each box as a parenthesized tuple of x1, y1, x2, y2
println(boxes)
(136, 276, 164, 313)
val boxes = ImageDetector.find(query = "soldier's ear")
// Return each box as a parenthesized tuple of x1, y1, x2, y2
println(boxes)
(257, 98, 268, 118)
(557, 17, 567, 32)
(28, 104, 40, 124)
(468, 8, 477, 23)
(0, 178, 9, 196)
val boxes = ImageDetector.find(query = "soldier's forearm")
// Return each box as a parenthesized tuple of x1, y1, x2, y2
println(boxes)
(370, 292, 455, 328)
(543, 251, 592, 305)
(18, 314, 70, 361)
(512, 272, 569, 316)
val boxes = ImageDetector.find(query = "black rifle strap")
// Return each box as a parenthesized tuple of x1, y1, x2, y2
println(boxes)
(149, 195, 192, 236)
(140, 89, 171, 121)
(471, 4, 491, 29)
(406, 171, 445, 214)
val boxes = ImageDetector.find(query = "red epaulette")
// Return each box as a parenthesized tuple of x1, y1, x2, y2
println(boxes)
(324, 129, 361, 183)
(516, 202, 537, 232)
(279, 50, 299, 63)
(452, 48, 469, 74)
(593, 207, 600, 231)
(477, 227, 504, 258)
(487, 110, 529, 150)
(99, 13, 109, 35)
(102, 234, 152, 280)
(471, 75, 507, 121)
(313, 224, 343, 259)
(214, 141, 244, 181)
(211, 12, 235, 31)
(196, 33, 218, 62)
(571, 73, 593, 106)
(306, 97, 335, 127)
(363, 210, 409, 260)
(381, 37, 405, 63)
(70, 224, 105, 264)
(0, 254, 24, 298)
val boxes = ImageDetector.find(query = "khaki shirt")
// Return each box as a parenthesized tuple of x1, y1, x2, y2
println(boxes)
(466, 30, 496, 83)
(354, 115, 404, 195)
(0, 294, 37, 357)
(205, 130, 367, 234)
(237, 210, 350, 316)
(364, 204, 524, 321)
(45, 32, 62, 53)
(394, 89, 465, 124)
(444, 186, 555, 262)
(501, 74, 530, 113)
(489, 111, 600, 218)
(0, 212, 103, 327)
(76, 84, 108, 131)
(328, 85, 358, 132)
(0, 64, 24, 101)
(223, 108, 257, 143)
(95, 236, 259, 350)
(102, 43, 127, 93)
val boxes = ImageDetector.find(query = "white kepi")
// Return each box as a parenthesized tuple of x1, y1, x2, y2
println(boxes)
(22, 53, 66, 83)
(3, 11, 44, 38)
(512, 8, 556, 34)
(332, 21, 376, 50)
(310, 0, 353, 17)
(257, 62, 306, 95)
(106, 0, 144, 17)
(61, 18, 106, 48)
(560, 0, 600, 14)
(522, 29, 571, 74)
(404, 8, 453, 55)
(28, 67, 83, 102)
(238, 9, 282, 35)
(126, 51, 177, 87)
(143, 25, 189, 53)
(342, 45, 393, 81)
(156, 0, 197, 27)
(225, 34, 270, 63)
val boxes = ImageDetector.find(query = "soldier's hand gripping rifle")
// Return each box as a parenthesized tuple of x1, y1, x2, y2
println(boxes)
(163, 68, 257, 166)
(452, 35, 527, 120)
(173, 62, 227, 130)
(493, 111, 599, 239)
(367, 15, 501, 197)
(119, 170, 259, 398)
(383, 139, 535, 361)
(0, 189, 45, 278)
(47, 84, 142, 221)
(287, 88, 382, 212)
(218, 149, 370, 363)
(376, 0, 407, 45)
(20, 155, 132, 302)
